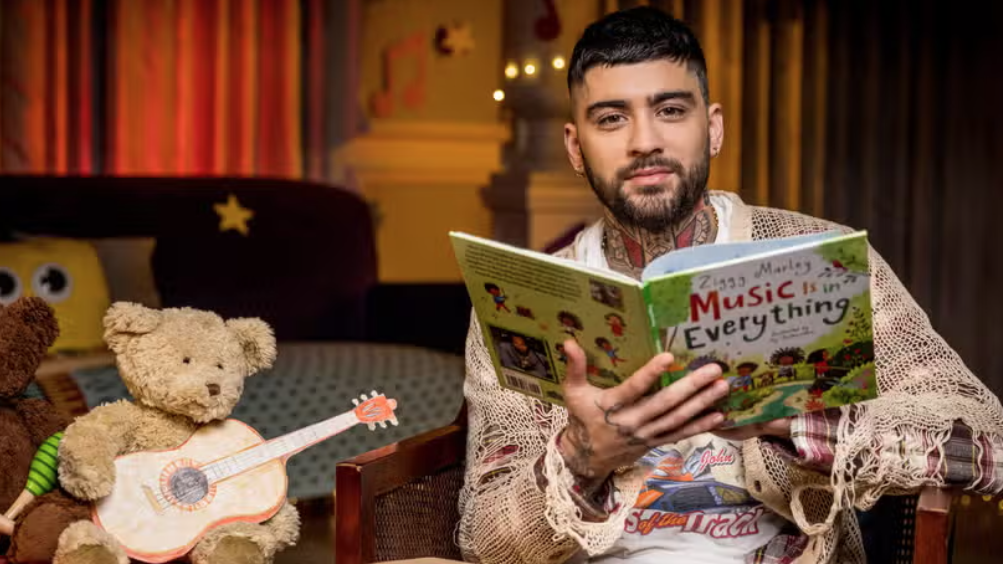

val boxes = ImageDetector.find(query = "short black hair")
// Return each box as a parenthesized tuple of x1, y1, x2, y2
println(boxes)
(567, 6, 709, 103)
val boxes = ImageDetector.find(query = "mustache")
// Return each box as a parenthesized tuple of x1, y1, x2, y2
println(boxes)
(616, 156, 685, 183)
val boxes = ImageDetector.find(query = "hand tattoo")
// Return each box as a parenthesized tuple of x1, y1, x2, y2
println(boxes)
(562, 414, 607, 497)
(598, 399, 651, 448)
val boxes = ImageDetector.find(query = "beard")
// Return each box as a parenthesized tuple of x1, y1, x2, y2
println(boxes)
(582, 140, 711, 233)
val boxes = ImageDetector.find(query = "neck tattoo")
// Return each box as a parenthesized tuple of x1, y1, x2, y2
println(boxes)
(602, 193, 719, 280)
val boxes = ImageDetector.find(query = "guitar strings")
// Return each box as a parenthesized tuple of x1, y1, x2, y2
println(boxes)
(162, 421, 337, 505)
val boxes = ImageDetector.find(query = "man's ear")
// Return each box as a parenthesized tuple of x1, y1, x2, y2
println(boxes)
(564, 122, 585, 175)
(103, 302, 162, 354)
(708, 102, 724, 158)
(225, 318, 277, 374)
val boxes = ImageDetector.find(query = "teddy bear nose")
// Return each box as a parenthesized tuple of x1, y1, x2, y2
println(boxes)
(207, 383, 221, 396)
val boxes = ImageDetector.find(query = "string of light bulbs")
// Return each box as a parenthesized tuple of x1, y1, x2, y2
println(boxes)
(493, 55, 567, 102)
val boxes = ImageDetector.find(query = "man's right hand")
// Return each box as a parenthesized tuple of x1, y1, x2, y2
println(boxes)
(556, 339, 730, 495)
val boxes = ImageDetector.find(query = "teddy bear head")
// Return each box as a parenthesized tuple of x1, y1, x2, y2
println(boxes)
(102, 302, 277, 423)
(0, 296, 60, 399)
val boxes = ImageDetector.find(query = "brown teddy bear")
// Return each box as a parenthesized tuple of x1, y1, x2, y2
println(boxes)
(53, 302, 299, 564)
(0, 297, 92, 564)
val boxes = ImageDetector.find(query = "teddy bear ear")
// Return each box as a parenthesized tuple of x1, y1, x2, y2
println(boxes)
(225, 318, 277, 374)
(103, 301, 162, 353)
(3, 297, 60, 348)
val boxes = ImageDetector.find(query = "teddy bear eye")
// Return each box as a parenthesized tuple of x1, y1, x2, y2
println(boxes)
(217, 363, 224, 370)
(183, 357, 191, 364)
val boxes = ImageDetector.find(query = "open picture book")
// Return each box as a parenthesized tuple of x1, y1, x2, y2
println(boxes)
(449, 229, 878, 428)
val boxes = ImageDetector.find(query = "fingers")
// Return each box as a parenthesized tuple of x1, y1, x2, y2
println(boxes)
(560, 339, 588, 390)
(633, 378, 729, 440)
(630, 362, 726, 424)
(646, 411, 727, 447)
(601, 352, 676, 407)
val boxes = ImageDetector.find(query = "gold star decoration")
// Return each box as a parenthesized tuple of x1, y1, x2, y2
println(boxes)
(442, 22, 475, 56)
(214, 194, 254, 236)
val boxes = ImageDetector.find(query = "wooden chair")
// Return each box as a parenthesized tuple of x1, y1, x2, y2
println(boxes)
(335, 406, 468, 564)
(335, 407, 1002, 564)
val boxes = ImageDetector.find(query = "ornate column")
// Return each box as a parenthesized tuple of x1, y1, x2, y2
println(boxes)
(483, 0, 605, 250)
(330, 0, 509, 283)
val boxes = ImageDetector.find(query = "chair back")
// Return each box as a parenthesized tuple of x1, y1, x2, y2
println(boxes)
(336, 407, 468, 564)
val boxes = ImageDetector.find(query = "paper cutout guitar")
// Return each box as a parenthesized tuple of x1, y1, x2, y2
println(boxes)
(85, 391, 398, 563)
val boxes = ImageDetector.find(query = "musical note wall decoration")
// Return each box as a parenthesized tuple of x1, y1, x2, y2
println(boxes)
(370, 31, 428, 118)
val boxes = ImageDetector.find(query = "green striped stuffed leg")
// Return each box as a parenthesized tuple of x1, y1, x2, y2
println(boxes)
(3, 431, 63, 522)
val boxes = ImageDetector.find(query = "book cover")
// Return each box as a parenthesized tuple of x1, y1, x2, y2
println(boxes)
(643, 230, 876, 427)
(449, 232, 657, 406)
(449, 230, 877, 427)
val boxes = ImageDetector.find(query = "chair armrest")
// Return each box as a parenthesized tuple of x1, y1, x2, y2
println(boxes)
(335, 421, 468, 564)
(913, 486, 954, 564)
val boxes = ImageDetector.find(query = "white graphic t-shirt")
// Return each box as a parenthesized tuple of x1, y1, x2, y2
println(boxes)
(579, 194, 785, 563)
(593, 434, 787, 564)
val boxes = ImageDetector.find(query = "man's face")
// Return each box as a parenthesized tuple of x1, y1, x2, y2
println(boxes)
(564, 60, 723, 232)
(512, 336, 528, 353)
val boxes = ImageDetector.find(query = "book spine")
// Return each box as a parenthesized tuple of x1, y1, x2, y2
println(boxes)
(641, 284, 669, 388)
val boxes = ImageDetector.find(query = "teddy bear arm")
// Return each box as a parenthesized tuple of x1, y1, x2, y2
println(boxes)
(59, 400, 142, 501)
(14, 398, 71, 447)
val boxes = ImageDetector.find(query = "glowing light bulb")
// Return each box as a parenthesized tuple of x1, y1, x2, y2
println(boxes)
(504, 63, 519, 79)
(552, 56, 566, 69)
(524, 63, 537, 75)
(493, 89, 505, 102)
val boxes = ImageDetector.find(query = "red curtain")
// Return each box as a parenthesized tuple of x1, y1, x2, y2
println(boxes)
(0, 0, 95, 174)
(107, 0, 302, 177)
(0, 0, 335, 180)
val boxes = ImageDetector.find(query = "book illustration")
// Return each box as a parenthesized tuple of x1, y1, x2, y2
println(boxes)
(768, 347, 804, 383)
(590, 278, 626, 311)
(449, 230, 877, 426)
(605, 312, 627, 338)
(484, 282, 511, 313)
(516, 306, 536, 319)
(554, 343, 568, 364)
(488, 324, 556, 385)
(648, 232, 876, 427)
(557, 310, 584, 339)
(595, 337, 628, 367)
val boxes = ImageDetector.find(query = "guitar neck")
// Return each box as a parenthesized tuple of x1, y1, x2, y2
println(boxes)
(203, 411, 359, 483)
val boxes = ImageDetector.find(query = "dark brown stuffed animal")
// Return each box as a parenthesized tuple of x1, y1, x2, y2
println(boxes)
(0, 297, 87, 563)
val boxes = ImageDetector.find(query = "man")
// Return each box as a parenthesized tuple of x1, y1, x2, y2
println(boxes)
(498, 333, 553, 381)
(457, 7, 1003, 564)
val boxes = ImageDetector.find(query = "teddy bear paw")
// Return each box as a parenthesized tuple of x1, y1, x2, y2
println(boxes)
(54, 544, 125, 564)
(60, 457, 116, 501)
(201, 536, 266, 564)
(53, 521, 129, 564)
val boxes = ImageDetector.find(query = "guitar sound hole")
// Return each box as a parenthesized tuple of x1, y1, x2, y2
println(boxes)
(170, 467, 209, 504)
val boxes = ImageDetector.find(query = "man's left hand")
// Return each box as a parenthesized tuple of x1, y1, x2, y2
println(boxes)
(712, 417, 793, 442)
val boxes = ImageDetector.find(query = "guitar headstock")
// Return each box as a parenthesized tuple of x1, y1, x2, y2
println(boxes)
(352, 391, 400, 430)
